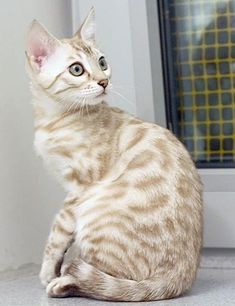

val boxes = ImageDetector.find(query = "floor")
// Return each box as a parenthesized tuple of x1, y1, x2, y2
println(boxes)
(0, 249, 235, 306)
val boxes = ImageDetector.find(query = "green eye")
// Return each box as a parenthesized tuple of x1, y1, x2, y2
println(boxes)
(98, 56, 108, 71)
(69, 63, 84, 76)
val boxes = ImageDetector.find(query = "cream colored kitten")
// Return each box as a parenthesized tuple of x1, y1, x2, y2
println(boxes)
(26, 8, 203, 302)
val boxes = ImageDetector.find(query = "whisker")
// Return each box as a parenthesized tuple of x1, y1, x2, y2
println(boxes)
(111, 89, 135, 108)
(78, 99, 83, 117)
(64, 99, 71, 113)
(81, 98, 85, 118)
(85, 100, 90, 118)
(73, 100, 80, 114)
(112, 84, 134, 89)
(67, 96, 84, 114)
(67, 101, 76, 113)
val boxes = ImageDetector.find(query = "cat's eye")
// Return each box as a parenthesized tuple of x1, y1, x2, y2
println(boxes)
(98, 57, 108, 71)
(69, 63, 84, 76)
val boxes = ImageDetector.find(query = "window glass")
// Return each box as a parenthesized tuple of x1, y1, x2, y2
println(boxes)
(159, 0, 235, 167)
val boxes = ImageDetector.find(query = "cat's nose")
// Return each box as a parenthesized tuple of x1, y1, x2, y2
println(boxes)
(98, 79, 108, 89)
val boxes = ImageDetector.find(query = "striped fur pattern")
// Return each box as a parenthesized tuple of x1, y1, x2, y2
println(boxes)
(26, 8, 203, 302)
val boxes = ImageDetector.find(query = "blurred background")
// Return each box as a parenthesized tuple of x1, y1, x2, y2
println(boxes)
(0, 0, 235, 273)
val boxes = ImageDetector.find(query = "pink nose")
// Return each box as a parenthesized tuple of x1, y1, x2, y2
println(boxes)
(98, 79, 108, 89)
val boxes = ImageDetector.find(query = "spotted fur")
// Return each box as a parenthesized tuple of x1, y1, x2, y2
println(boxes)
(26, 8, 203, 302)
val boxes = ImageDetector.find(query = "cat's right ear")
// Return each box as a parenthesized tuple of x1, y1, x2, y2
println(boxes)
(26, 20, 60, 72)
(74, 7, 96, 45)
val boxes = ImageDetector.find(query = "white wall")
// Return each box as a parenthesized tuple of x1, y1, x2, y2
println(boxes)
(0, 0, 72, 271)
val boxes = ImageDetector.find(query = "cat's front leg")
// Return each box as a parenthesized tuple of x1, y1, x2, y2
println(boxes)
(39, 206, 76, 287)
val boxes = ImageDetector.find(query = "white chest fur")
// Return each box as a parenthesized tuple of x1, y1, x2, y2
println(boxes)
(34, 127, 84, 189)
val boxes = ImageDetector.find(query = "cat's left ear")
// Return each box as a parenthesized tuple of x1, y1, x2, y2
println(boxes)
(75, 7, 96, 45)
(26, 20, 61, 72)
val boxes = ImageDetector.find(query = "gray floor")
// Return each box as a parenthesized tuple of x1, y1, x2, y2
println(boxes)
(1, 250, 235, 306)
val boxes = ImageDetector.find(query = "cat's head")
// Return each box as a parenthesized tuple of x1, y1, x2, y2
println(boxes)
(26, 8, 111, 109)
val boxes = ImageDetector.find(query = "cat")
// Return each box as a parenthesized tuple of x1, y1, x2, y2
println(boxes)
(26, 8, 203, 302)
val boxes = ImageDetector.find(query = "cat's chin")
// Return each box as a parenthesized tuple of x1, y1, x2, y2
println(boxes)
(86, 94, 107, 105)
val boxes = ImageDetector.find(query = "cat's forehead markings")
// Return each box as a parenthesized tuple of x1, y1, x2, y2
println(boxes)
(70, 41, 95, 57)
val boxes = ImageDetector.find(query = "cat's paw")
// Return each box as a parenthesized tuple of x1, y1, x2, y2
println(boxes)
(46, 276, 77, 298)
(39, 262, 57, 287)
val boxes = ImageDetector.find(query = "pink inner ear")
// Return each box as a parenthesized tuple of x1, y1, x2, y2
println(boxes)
(30, 41, 49, 68)
(34, 48, 47, 67)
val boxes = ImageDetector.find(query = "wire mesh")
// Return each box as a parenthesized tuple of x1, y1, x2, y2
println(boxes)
(168, 0, 235, 165)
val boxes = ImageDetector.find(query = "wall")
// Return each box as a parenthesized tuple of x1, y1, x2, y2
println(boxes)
(0, 0, 72, 271)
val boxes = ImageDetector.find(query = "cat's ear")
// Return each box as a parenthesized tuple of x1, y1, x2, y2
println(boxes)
(26, 20, 60, 71)
(75, 7, 96, 45)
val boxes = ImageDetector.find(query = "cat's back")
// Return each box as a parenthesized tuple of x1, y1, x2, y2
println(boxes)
(115, 116, 203, 239)
(74, 110, 202, 283)
(113, 111, 201, 185)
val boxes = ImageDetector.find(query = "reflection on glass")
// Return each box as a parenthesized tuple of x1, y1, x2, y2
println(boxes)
(163, 0, 235, 167)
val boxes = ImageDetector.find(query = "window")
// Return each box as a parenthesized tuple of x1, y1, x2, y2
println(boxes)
(159, 0, 235, 168)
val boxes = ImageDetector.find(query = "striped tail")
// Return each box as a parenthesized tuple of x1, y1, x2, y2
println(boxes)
(48, 258, 195, 302)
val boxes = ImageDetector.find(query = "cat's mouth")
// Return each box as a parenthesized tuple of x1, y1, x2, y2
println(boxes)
(96, 90, 107, 98)
(81, 89, 106, 101)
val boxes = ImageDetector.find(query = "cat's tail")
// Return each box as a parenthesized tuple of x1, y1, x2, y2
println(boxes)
(56, 258, 194, 302)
